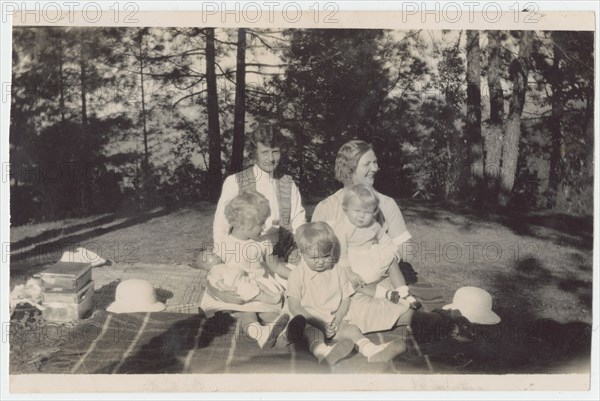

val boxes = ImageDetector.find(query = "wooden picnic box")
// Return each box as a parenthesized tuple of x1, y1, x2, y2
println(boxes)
(39, 262, 92, 293)
(42, 280, 94, 322)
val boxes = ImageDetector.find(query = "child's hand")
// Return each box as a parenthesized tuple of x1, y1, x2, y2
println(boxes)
(348, 272, 366, 289)
(325, 322, 338, 339)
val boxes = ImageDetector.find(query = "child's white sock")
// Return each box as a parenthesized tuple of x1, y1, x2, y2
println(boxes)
(396, 285, 422, 310)
(310, 342, 334, 362)
(356, 338, 376, 356)
(245, 322, 269, 348)
(396, 285, 410, 298)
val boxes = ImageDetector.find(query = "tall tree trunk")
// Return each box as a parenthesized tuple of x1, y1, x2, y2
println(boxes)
(230, 28, 246, 173)
(466, 30, 483, 192)
(499, 31, 533, 206)
(79, 33, 88, 212)
(547, 33, 564, 206)
(79, 39, 88, 128)
(584, 86, 594, 178)
(205, 28, 223, 201)
(138, 30, 150, 170)
(138, 29, 151, 208)
(58, 35, 66, 124)
(484, 30, 504, 192)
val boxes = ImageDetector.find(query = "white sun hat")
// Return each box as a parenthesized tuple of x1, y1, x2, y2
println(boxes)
(443, 286, 501, 325)
(107, 279, 166, 314)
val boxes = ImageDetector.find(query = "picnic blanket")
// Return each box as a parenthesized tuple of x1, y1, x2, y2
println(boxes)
(36, 310, 432, 374)
(91, 263, 206, 314)
(29, 263, 452, 374)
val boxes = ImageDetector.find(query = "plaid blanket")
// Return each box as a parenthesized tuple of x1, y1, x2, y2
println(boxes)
(29, 262, 448, 375)
(37, 310, 434, 374)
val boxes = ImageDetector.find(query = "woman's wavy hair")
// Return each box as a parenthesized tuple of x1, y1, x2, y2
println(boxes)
(334, 140, 374, 186)
(249, 123, 287, 159)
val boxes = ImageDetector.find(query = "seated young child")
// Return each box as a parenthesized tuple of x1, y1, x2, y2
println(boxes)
(334, 184, 421, 309)
(286, 222, 407, 365)
(200, 190, 290, 349)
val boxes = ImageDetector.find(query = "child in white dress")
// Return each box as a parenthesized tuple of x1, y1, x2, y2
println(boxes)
(334, 184, 421, 309)
(200, 190, 289, 349)
(286, 222, 406, 365)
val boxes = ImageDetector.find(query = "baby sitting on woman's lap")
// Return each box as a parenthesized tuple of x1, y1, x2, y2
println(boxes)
(334, 184, 421, 309)
(208, 263, 281, 305)
(201, 190, 290, 349)
(206, 190, 286, 307)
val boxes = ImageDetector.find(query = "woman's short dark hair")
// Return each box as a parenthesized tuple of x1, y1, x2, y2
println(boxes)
(250, 124, 286, 155)
(334, 140, 374, 186)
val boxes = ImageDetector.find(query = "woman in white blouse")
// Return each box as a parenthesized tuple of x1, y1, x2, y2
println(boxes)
(312, 140, 414, 333)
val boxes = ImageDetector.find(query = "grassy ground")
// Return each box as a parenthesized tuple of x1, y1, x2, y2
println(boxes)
(9, 199, 594, 374)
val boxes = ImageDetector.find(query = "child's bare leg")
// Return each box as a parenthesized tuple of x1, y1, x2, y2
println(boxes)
(237, 311, 259, 326)
(358, 280, 406, 305)
(395, 308, 414, 326)
(387, 261, 421, 310)
(239, 311, 288, 349)
(388, 260, 406, 287)
(257, 312, 280, 323)
(355, 283, 377, 297)
(337, 322, 406, 363)
(254, 290, 281, 305)
(254, 282, 282, 305)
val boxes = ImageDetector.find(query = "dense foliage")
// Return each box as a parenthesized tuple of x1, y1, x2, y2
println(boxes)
(9, 27, 594, 225)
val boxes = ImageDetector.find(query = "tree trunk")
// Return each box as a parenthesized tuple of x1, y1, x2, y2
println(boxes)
(499, 31, 533, 206)
(138, 30, 150, 170)
(138, 29, 151, 208)
(205, 28, 223, 201)
(584, 86, 594, 178)
(547, 33, 564, 206)
(466, 30, 483, 192)
(230, 28, 246, 173)
(484, 30, 504, 193)
(58, 35, 66, 124)
(79, 38, 88, 128)
(79, 33, 88, 212)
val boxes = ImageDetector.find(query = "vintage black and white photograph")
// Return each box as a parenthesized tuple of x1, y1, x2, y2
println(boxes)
(2, 2, 597, 395)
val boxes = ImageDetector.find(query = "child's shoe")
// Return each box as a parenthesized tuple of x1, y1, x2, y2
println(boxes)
(275, 314, 306, 348)
(385, 290, 401, 304)
(405, 295, 422, 310)
(322, 339, 355, 366)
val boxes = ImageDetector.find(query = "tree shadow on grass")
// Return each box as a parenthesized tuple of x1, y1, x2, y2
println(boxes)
(470, 256, 593, 374)
(414, 255, 592, 374)
(10, 207, 173, 283)
(11, 214, 116, 251)
(401, 199, 593, 251)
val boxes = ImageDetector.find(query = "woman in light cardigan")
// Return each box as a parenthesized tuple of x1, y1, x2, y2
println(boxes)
(312, 140, 414, 333)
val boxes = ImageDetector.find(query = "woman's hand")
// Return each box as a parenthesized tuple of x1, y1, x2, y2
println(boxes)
(206, 281, 245, 305)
